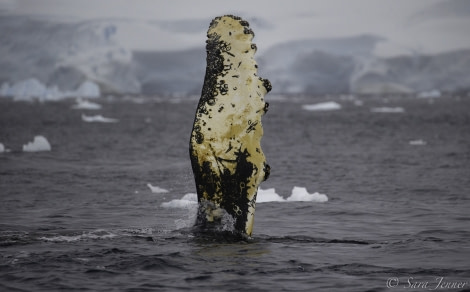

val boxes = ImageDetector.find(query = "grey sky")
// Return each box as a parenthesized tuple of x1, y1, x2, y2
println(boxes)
(1, 0, 469, 56)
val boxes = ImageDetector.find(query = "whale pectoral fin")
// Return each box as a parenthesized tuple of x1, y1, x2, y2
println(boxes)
(189, 15, 271, 237)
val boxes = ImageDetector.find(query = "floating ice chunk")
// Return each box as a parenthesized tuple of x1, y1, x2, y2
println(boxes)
(370, 107, 405, 113)
(161, 193, 197, 209)
(147, 183, 169, 193)
(417, 89, 441, 99)
(81, 114, 118, 123)
(71, 98, 102, 110)
(22, 136, 51, 152)
(161, 187, 328, 208)
(302, 101, 342, 111)
(0, 143, 11, 153)
(257, 188, 285, 202)
(286, 186, 328, 202)
(409, 139, 427, 146)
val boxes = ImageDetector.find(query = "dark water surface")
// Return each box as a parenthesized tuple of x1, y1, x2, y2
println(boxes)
(1, 96, 469, 291)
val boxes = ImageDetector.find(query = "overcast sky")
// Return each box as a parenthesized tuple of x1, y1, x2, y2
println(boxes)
(1, 0, 470, 56)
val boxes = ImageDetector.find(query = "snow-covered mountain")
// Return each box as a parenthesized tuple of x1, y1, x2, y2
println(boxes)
(0, 14, 139, 95)
(259, 38, 470, 95)
(1, 14, 469, 98)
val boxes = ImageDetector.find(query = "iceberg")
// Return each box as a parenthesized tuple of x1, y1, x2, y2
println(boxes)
(147, 183, 169, 193)
(75, 81, 100, 98)
(409, 139, 427, 146)
(81, 114, 118, 123)
(71, 98, 102, 110)
(0, 143, 5, 153)
(286, 186, 328, 202)
(302, 101, 342, 111)
(23, 136, 52, 152)
(161, 186, 328, 209)
(257, 188, 285, 202)
(161, 193, 197, 209)
(0, 79, 100, 101)
(370, 107, 405, 113)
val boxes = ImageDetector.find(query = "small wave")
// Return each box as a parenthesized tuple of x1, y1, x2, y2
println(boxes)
(38, 229, 118, 242)
(262, 235, 372, 245)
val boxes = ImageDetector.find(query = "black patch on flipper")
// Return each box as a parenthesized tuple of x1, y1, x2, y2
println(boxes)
(192, 147, 258, 234)
(262, 78, 272, 93)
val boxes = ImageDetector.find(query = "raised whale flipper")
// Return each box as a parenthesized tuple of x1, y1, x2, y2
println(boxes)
(189, 15, 271, 237)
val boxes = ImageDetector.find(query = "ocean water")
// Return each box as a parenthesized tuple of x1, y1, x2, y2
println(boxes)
(0, 95, 469, 291)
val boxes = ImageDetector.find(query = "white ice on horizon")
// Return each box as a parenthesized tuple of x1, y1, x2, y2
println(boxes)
(81, 114, 118, 123)
(0, 143, 5, 153)
(160, 187, 328, 209)
(302, 101, 342, 111)
(71, 98, 102, 110)
(0, 78, 100, 101)
(417, 89, 441, 99)
(370, 107, 405, 113)
(147, 183, 169, 193)
(22, 136, 51, 152)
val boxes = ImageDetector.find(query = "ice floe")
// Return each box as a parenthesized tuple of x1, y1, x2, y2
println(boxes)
(285, 186, 328, 202)
(258, 187, 328, 203)
(161, 193, 197, 209)
(302, 101, 342, 111)
(22, 136, 51, 152)
(409, 139, 427, 146)
(256, 188, 286, 202)
(81, 114, 118, 123)
(71, 98, 102, 110)
(161, 187, 328, 209)
(147, 183, 169, 193)
(370, 107, 405, 113)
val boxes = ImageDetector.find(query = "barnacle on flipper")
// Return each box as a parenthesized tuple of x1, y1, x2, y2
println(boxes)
(189, 15, 271, 237)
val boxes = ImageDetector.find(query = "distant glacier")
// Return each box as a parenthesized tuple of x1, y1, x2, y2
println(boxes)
(1, 15, 469, 98)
